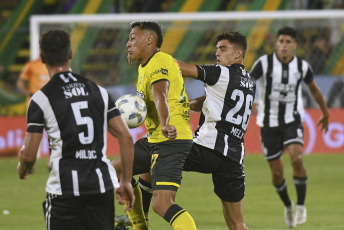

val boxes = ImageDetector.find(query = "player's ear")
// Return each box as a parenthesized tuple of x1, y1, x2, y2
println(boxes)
(69, 49, 73, 60)
(235, 49, 243, 59)
(146, 33, 153, 46)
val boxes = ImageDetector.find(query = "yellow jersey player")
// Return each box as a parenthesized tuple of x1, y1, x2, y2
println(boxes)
(112, 21, 196, 230)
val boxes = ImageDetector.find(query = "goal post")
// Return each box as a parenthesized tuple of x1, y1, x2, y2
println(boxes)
(30, 10, 344, 106)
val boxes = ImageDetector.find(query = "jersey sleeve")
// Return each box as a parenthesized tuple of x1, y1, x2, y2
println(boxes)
(196, 65, 221, 85)
(303, 64, 314, 84)
(107, 94, 120, 120)
(249, 59, 263, 80)
(26, 100, 44, 133)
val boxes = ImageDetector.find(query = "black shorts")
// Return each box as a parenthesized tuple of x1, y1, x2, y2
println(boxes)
(43, 190, 114, 230)
(260, 121, 304, 161)
(133, 138, 193, 192)
(183, 143, 245, 203)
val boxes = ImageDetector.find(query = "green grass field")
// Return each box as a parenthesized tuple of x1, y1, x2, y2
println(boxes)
(1, 154, 343, 230)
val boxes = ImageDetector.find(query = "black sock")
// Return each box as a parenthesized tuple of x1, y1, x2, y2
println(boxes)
(274, 179, 292, 207)
(294, 176, 307, 205)
(138, 177, 153, 215)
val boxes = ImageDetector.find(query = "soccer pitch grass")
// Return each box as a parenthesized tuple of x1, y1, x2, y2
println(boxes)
(1, 154, 343, 230)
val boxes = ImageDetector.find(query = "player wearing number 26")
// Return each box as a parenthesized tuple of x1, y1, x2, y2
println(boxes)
(17, 30, 135, 230)
(177, 31, 255, 230)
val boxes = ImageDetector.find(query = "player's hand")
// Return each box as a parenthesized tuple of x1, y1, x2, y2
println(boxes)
(317, 115, 329, 133)
(17, 162, 34, 179)
(252, 102, 259, 116)
(116, 182, 135, 212)
(161, 125, 177, 140)
(127, 54, 132, 66)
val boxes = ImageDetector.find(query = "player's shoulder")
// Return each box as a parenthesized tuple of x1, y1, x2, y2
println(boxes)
(296, 55, 311, 65)
(29, 58, 45, 67)
(151, 51, 173, 65)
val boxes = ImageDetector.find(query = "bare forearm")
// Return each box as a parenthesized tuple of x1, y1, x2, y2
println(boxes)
(310, 86, 329, 117)
(176, 59, 198, 78)
(18, 146, 37, 179)
(155, 98, 170, 127)
(108, 117, 134, 183)
(190, 96, 206, 111)
(117, 135, 134, 183)
(314, 92, 329, 117)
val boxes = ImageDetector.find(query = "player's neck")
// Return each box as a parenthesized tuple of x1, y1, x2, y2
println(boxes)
(140, 48, 159, 65)
(46, 63, 71, 77)
(277, 54, 293, 64)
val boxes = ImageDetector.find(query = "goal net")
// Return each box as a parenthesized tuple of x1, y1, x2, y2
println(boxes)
(30, 10, 344, 106)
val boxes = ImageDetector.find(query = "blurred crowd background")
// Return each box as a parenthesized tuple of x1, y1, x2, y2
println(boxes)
(1, 0, 344, 116)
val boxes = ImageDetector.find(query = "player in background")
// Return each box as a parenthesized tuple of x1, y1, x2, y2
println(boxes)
(250, 27, 329, 228)
(177, 31, 254, 230)
(17, 29, 135, 230)
(112, 21, 196, 230)
(17, 57, 50, 106)
(17, 58, 50, 160)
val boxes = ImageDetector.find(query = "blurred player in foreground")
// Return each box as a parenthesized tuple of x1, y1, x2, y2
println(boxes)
(177, 31, 255, 230)
(250, 27, 329, 228)
(112, 21, 196, 230)
(17, 29, 135, 230)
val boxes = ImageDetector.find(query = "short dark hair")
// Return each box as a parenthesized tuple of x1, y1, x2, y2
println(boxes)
(216, 31, 247, 58)
(40, 30, 71, 66)
(130, 21, 163, 48)
(277, 27, 297, 39)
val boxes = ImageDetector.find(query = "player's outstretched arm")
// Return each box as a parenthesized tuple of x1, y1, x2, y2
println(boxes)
(307, 80, 329, 133)
(17, 132, 42, 179)
(175, 59, 198, 79)
(108, 116, 135, 211)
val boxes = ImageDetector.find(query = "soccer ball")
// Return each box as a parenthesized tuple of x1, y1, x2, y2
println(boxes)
(115, 94, 147, 128)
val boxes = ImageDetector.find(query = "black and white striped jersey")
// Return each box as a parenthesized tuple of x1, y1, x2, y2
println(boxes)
(194, 64, 256, 164)
(250, 53, 314, 128)
(27, 71, 120, 196)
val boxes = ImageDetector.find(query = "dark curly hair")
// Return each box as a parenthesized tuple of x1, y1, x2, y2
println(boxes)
(40, 30, 71, 66)
(216, 31, 247, 58)
(130, 21, 163, 48)
(277, 27, 297, 39)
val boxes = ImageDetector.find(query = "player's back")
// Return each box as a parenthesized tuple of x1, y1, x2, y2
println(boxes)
(30, 71, 118, 195)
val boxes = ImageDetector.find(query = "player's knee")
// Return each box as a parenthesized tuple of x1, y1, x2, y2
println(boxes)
(290, 155, 303, 170)
(271, 168, 283, 180)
